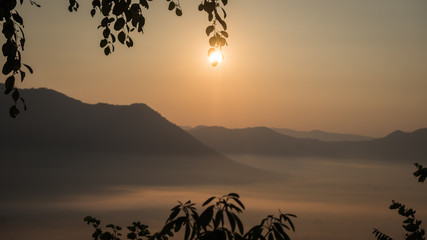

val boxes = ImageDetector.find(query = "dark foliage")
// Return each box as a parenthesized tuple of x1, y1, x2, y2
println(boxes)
(414, 163, 427, 183)
(1, 0, 230, 117)
(373, 163, 426, 240)
(84, 193, 297, 240)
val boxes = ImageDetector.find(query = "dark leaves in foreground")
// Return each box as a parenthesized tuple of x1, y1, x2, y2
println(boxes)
(84, 193, 297, 240)
(373, 163, 426, 240)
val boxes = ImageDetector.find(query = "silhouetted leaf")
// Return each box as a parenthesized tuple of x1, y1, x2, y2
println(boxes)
(4, 75, 15, 94)
(9, 105, 19, 118)
(202, 196, 216, 206)
(118, 31, 126, 44)
(168, 2, 175, 11)
(12, 88, 19, 102)
(103, 28, 110, 38)
(209, 37, 216, 47)
(100, 39, 108, 48)
(19, 70, 26, 82)
(232, 212, 244, 234)
(23, 64, 33, 74)
(199, 205, 214, 227)
(114, 18, 125, 31)
(176, 8, 182, 16)
(221, 31, 228, 38)
(206, 26, 214, 36)
(104, 46, 111, 55)
(12, 13, 23, 25)
(226, 211, 236, 232)
(184, 223, 190, 240)
(221, 0, 228, 5)
(2, 60, 14, 75)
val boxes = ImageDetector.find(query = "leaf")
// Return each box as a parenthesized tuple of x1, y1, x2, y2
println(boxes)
(103, 28, 110, 38)
(199, 205, 214, 227)
(5, 75, 15, 94)
(232, 213, 244, 234)
(220, 31, 228, 38)
(168, 2, 175, 11)
(198, 4, 204, 11)
(126, 37, 134, 47)
(175, 8, 182, 16)
(209, 37, 217, 47)
(2, 60, 14, 75)
(221, 0, 228, 5)
(202, 196, 216, 206)
(207, 48, 215, 57)
(23, 64, 33, 74)
(12, 13, 23, 25)
(114, 18, 125, 31)
(91, 9, 96, 17)
(226, 211, 236, 232)
(232, 197, 245, 210)
(219, 37, 226, 47)
(216, 14, 227, 30)
(168, 208, 181, 222)
(12, 89, 20, 102)
(184, 223, 190, 240)
(118, 31, 126, 44)
(20, 70, 26, 82)
(206, 26, 215, 36)
(100, 39, 108, 48)
(140, 0, 149, 9)
(214, 210, 223, 229)
(9, 105, 19, 118)
(104, 46, 111, 55)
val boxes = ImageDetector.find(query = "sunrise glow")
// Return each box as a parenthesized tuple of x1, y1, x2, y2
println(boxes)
(208, 50, 223, 66)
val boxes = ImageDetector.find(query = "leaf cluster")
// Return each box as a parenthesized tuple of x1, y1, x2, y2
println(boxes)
(198, 0, 229, 66)
(0, 0, 34, 117)
(414, 163, 427, 183)
(373, 163, 426, 240)
(84, 193, 296, 240)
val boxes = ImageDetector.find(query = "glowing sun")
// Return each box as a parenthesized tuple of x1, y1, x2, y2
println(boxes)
(208, 50, 223, 67)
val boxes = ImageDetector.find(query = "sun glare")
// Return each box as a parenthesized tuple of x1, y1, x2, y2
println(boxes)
(208, 50, 223, 67)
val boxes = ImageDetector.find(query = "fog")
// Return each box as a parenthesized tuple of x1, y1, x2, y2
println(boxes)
(1, 155, 426, 240)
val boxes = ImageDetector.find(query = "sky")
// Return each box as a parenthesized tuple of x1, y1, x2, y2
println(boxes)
(13, 0, 427, 137)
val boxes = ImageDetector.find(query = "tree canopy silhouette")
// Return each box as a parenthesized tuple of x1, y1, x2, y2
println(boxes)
(84, 193, 297, 240)
(1, 0, 230, 117)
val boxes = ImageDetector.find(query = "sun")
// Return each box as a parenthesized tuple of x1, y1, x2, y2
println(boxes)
(208, 50, 223, 67)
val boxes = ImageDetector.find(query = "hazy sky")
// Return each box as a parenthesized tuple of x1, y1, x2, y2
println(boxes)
(15, 0, 427, 137)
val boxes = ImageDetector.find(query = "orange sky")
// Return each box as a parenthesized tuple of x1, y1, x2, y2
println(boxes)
(14, 0, 427, 137)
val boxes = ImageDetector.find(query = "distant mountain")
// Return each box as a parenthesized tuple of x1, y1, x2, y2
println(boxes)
(0, 86, 277, 199)
(271, 128, 372, 142)
(188, 126, 427, 161)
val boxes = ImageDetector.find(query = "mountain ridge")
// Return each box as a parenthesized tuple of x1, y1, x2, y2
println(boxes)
(188, 126, 427, 161)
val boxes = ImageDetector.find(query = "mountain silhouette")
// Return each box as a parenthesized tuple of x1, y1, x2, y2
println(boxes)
(270, 128, 372, 142)
(188, 126, 427, 161)
(0, 86, 278, 199)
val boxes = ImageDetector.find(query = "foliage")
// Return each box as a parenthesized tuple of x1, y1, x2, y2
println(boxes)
(1, 0, 230, 117)
(372, 163, 426, 240)
(414, 163, 427, 183)
(84, 193, 297, 240)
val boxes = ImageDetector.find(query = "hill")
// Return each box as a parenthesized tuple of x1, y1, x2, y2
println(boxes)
(188, 126, 427, 161)
(270, 128, 372, 142)
(0, 86, 278, 199)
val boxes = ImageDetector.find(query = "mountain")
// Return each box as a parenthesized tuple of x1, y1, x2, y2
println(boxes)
(0, 86, 277, 199)
(188, 126, 427, 161)
(270, 128, 372, 142)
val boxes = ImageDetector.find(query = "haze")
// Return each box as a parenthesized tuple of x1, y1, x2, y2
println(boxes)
(16, 0, 427, 137)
